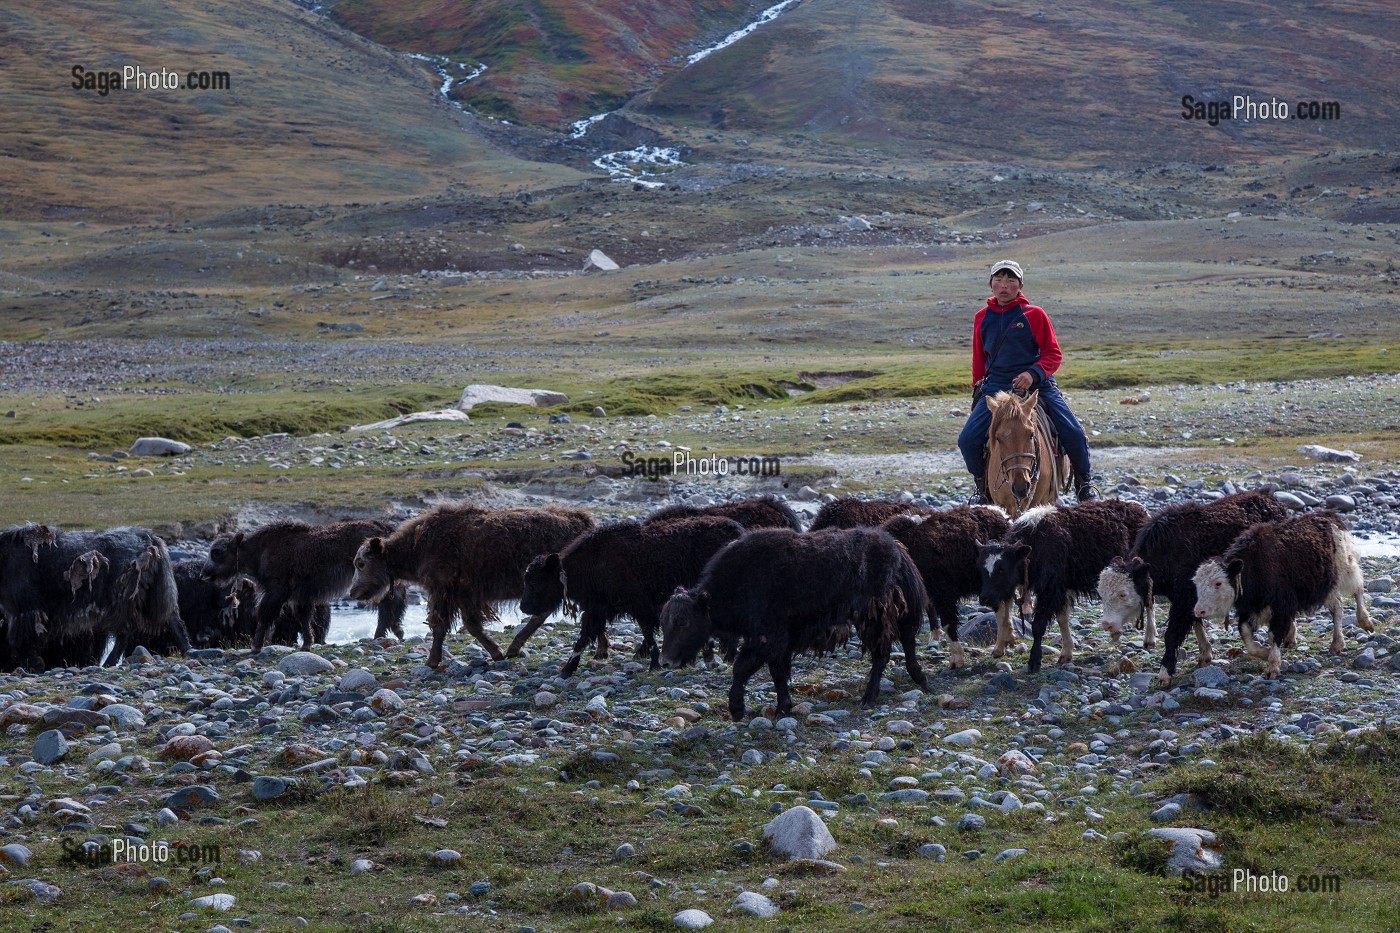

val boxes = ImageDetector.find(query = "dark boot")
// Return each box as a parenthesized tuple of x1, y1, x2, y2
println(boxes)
(971, 475, 992, 505)
(1074, 471, 1100, 501)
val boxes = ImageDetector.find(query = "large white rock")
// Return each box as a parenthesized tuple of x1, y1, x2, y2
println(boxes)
(350, 409, 470, 431)
(583, 249, 620, 272)
(1147, 827, 1225, 875)
(456, 385, 569, 411)
(763, 805, 837, 860)
(130, 437, 192, 456)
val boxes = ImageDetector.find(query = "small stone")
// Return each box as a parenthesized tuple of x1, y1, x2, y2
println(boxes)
(0, 844, 33, 868)
(369, 689, 404, 713)
(615, 843, 635, 860)
(190, 893, 236, 911)
(33, 729, 68, 765)
(155, 808, 180, 827)
(101, 704, 147, 729)
(164, 785, 220, 809)
(996, 749, 1037, 776)
(732, 891, 779, 917)
(277, 652, 334, 676)
(251, 776, 298, 802)
(943, 729, 981, 747)
(916, 843, 947, 861)
(469, 880, 491, 895)
(1152, 803, 1183, 822)
(957, 813, 986, 831)
(338, 669, 377, 692)
(673, 909, 713, 929)
(1146, 827, 1225, 875)
(1192, 667, 1230, 689)
(1353, 648, 1376, 670)
(606, 890, 637, 909)
(885, 720, 916, 735)
(160, 735, 216, 761)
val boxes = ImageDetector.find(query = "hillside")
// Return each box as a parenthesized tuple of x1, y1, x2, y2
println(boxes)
(329, 0, 768, 127)
(0, 0, 586, 224)
(630, 0, 1398, 166)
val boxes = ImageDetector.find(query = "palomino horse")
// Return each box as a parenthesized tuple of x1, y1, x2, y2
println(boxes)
(984, 389, 1070, 520)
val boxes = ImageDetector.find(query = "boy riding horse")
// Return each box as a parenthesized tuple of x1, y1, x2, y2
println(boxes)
(957, 259, 1098, 503)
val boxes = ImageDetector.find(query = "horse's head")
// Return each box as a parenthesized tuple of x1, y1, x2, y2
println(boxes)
(987, 390, 1041, 502)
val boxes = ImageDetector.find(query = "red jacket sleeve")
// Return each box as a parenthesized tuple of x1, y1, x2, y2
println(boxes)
(1025, 305, 1062, 380)
(971, 308, 987, 386)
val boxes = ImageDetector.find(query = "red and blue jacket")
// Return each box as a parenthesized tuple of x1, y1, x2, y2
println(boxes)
(971, 293, 1063, 389)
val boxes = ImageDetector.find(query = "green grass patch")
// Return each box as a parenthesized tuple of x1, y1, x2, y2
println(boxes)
(0, 385, 458, 449)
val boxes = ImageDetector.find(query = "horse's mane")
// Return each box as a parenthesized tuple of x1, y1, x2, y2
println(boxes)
(986, 391, 1029, 431)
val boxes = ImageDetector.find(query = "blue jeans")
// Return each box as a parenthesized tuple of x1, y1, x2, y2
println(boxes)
(957, 380, 1092, 479)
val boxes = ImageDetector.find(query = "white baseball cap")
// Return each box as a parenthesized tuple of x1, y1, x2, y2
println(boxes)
(989, 259, 1024, 281)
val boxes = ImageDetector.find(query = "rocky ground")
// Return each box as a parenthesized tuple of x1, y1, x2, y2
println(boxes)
(2, 446, 1398, 927)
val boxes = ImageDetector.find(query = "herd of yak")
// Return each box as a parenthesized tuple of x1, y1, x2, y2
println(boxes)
(0, 489, 1372, 721)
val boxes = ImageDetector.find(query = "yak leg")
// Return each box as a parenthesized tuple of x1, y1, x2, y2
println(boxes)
(728, 644, 768, 722)
(1353, 585, 1373, 633)
(1156, 602, 1197, 686)
(1265, 615, 1291, 679)
(1194, 619, 1214, 667)
(991, 600, 1016, 658)
(457, 599, 505, 661)
(1026, 596, 1061, 675)
(561, 609, 609, 678)
(768, 652, 794, 717)
(251, 588, 290, 653)
(901, 609, 931, 691)
(1239, 610, 1272, 659)
(424, 592, 457, 669)
(862, 637, 893, 708)
(1327, 593, 1347, 654)
(504, 613, 550, 658)
(937, 598, 965, 671)
(104, 630, 126, 667)
(1142, 599, 1158, 650)
(634, 612, 662, 671)
(373, 584, 408, 640)
(1056, 604, 1074, 665)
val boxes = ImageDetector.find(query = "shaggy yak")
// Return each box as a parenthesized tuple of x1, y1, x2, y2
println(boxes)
(1193, 510, 1371, 679)
(0, 523, 188, 670)
(881, 504, 1011, 668)
(1096, 488, 1289, 685)
(643, 495, 802, 531)
(808, 497, 932, 532)
(521, 515, 746, 676)
(659, 527, 930, 721)
(978, 499, 1150, 673)
(206, 518, 407, 651)
(350, 503, 596, 667)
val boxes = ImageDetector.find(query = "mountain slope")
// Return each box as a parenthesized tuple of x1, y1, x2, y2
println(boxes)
(0, 0, 586, 223)
(329, 0, 770, 126)
(635, 0, 1398, 166)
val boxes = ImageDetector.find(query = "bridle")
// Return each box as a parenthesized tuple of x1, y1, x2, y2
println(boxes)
(994, 409, 1042, 512)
